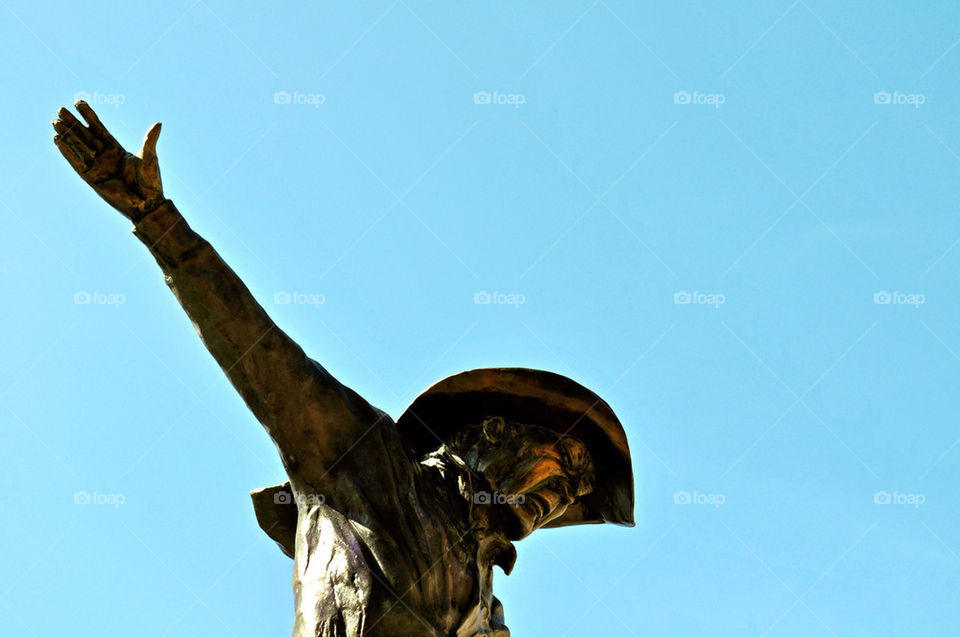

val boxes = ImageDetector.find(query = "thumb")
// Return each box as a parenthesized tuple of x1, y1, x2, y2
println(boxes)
(138, 122, 163, 192)
(138, 122, 162, 162)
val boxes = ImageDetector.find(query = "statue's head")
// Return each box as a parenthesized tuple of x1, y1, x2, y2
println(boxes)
(438, 416, 596, 539)
(397, 368, 635, 537)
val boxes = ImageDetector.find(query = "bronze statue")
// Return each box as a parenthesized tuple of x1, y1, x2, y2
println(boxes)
(52, 101, 635, 637)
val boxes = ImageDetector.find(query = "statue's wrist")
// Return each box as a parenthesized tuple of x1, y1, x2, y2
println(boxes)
(132, 199, 203, 265)
(128, 195, 168, 224)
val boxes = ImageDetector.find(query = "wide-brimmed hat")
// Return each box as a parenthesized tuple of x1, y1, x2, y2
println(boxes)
(395, 368, 634, 528)
(252, 368, 635, 556)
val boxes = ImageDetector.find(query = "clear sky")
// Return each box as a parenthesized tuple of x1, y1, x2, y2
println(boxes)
(2, 2, 959, 635)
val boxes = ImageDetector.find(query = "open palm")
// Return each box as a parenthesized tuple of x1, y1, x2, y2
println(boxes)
(52, 100, 164, 221)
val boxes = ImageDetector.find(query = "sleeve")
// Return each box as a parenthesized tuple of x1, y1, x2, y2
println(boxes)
(131, 199, 392, 485)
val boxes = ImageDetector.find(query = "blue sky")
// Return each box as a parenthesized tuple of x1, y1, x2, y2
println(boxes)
(2, 2, 960, 635)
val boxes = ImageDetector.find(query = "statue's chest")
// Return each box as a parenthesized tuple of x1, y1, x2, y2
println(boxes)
(292, 503, 481, 637)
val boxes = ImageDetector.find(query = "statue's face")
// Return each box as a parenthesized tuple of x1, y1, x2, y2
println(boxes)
(473, 427, 593, 540)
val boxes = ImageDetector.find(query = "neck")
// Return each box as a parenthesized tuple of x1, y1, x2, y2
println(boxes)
(420, 447, 519, 631)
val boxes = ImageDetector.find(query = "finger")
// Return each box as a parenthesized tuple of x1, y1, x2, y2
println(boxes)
(56, 107, 99, 150)
(52, 119, 96, 164)
(53, 134, 91, 176)
(75, 99, 117, 143)
(51, 119, 96, 158)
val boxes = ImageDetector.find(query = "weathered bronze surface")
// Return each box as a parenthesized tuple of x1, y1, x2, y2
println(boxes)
(53, 102, 635, 637)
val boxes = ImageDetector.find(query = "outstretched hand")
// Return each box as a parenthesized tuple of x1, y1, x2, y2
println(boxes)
(53, 100, 164, 221)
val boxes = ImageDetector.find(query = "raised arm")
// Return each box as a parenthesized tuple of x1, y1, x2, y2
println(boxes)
(52, 101, 388, 485)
